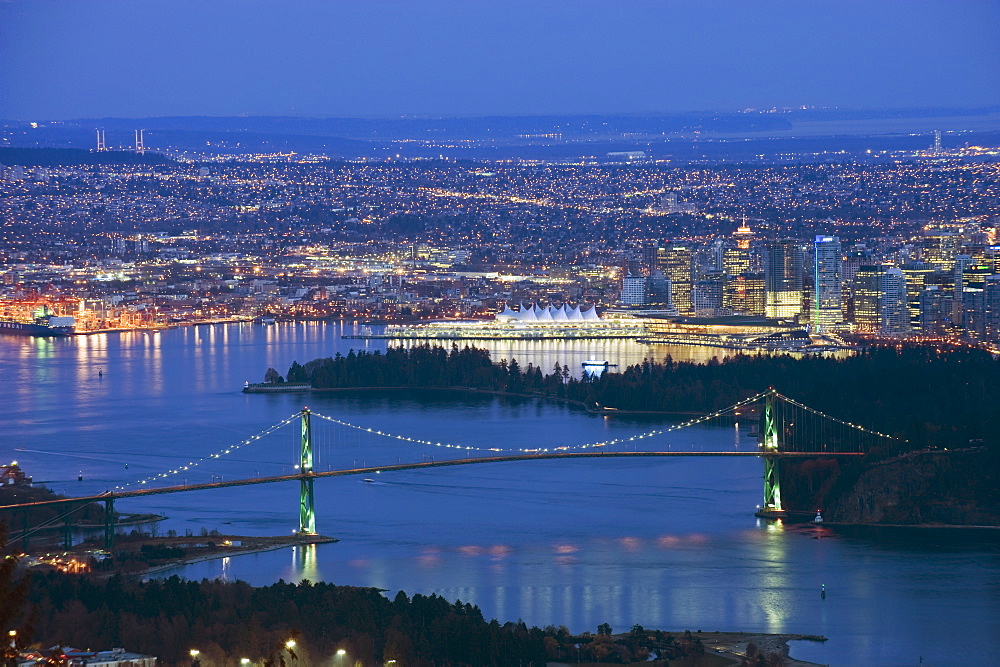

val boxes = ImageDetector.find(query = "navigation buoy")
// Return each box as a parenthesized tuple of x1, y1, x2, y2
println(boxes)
(821, 584, 826, 599)
(814, 510, 824, 523)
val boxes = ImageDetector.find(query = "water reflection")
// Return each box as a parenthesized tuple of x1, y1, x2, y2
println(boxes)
(1, 323, 996, 666)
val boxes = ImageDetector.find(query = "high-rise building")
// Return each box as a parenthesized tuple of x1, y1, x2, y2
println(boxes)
(985, 276, 1000, 340)
(657, 245, 693, 315)
(693, 271, 726, 317)
(764, 240, 803, 319)
(725, 273, 766, 316)
(645, 272, 674, 311)
(722, 246, 751, 277)
(919, 286, 952, 334)
(852, 266, 883, 332)
(812, 235, 842, 331)
(852, 265, 909, 334)
(842, 249, 873, 286)
(620, 273, 646, 305)
(922, 230, 961, 270)
(880, 267, 909, 334)
(900, 263, 936, 331)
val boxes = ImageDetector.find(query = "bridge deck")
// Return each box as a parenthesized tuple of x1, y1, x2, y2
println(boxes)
(0, 450, 863, 510)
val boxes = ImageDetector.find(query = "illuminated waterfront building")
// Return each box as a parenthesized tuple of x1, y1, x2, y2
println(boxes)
(645, 271, 674, 311)
(985, 276, 1000, 340)
(620, 273, 646, 305)
(880, 267, 910, 334)
(724, 272, 766, 316)
(900, 262, 936, 331)
(953, 259, 992, 327)
(657, 245, 693, 315)
(764, 240, 803, 319)
(852, 265, 909, 334)
(693, 271, 726, 317)
(852, 266, 883, 332)
(812, 235, 842, 332)
(919, 285, 951, 334)
(722, 246, 751, 278)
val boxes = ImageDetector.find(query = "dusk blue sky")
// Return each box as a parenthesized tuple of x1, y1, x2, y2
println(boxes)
(2, 0, 999, 120)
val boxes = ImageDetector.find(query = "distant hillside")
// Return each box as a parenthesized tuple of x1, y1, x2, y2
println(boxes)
(0, 147, 172, 166)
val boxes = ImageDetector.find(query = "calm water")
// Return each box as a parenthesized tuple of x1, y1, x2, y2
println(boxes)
(2, 322, 998, 666)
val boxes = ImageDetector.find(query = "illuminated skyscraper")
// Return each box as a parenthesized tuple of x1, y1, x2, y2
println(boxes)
(620, 273, 646, 305)
(764, 240, 803, 319)
(900, 262, 936, 331)
(852, 266, 882, 332)
(693, 271, 726, 317)
(812, 235, 842, 331)
(657, 245, 693, 315)
(985, 276, 1000, 340)
(922, 229, 961, 270)
(880, 267, 909, 333)
(725, 272, 766, 316)
(645, 271, 674, 311)
(852, 265, 910, 334)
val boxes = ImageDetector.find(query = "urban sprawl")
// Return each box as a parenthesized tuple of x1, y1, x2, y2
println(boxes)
(2, 149, 999, 351)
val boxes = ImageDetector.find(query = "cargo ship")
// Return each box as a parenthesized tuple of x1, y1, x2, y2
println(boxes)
(0, 314, 76, 337)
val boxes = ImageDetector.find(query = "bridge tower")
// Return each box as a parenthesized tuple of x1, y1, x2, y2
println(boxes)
(104, 497, 116, 550)
(760, 390, 782, 511)
(298, 408, 316, 534)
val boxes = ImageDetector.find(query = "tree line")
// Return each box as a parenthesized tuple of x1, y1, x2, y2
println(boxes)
(277, 344, 1000, 457)
(6, 564, 713, 665)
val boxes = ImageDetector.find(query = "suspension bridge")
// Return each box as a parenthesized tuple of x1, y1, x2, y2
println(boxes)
(2, 389, 892, 551)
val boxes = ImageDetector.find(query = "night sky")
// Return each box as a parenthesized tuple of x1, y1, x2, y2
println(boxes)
(2, 0, 999, 119)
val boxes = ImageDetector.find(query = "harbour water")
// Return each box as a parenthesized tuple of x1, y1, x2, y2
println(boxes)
(2, 322, 998, 666)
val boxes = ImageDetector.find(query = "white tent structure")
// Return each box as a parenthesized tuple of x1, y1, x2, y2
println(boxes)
(495, 304, 602, 323)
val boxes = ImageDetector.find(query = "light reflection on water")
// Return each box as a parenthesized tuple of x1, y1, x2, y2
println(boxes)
(1, 322, 998, 666)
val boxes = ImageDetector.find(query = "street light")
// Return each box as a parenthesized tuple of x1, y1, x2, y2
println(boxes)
(285, 640, 296, 650)
(241, 659, 251, 665)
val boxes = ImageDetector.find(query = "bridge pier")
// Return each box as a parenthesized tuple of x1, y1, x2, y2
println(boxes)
(63, 515, 73, 551)
(104, 497, 116, 550)
(299, 408, 316, 535)
(763, 456, 782, 511)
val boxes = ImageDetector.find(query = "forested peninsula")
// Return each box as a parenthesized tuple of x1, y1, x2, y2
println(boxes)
(15, 572, 727, 666)
(269, 345, 1000, 525)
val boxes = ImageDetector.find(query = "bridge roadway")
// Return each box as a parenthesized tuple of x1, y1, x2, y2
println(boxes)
(0, 450, 864, 511)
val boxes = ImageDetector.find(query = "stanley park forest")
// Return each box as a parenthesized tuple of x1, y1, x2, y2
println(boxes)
(275, 344, 1000, 456)
(2, 546, 728, 666)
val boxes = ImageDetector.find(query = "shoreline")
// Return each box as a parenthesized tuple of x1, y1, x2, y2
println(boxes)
(677, 631, 827, 666)
(244, 382, 707, 416)
(86, 534, 338, 580)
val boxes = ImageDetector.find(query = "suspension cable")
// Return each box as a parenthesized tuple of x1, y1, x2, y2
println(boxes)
(309, 390, 773, 454)
(121, 413, 301, 489)
(772, 391, 904, 441)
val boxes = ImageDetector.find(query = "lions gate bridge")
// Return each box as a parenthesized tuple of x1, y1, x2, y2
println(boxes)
(3, 389, 894, 550)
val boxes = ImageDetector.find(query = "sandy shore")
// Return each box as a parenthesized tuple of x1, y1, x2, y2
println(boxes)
(684, 631, 827, 665)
